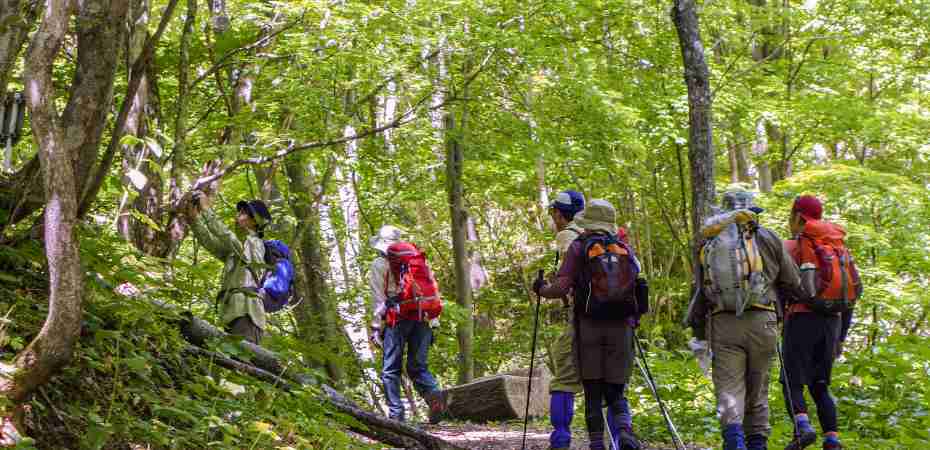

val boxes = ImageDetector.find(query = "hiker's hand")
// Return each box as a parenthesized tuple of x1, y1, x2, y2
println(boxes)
(532, 277, 546, 295)
(689, 338, 712, 376)
(369, 325, 383, 348)
(834, 341, 844, 359)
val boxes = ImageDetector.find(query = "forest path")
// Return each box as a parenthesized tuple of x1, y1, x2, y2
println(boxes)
(419, 422, 701, 450)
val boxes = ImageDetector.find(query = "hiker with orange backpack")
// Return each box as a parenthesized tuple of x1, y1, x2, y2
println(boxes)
(542, 191, 640, 450)
(780, 196, 860, 450)
(535, 199, 647, 450)
(368, 225, 447, 424)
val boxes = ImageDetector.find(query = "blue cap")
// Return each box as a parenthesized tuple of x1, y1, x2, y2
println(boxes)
(549, 190, 585, 219)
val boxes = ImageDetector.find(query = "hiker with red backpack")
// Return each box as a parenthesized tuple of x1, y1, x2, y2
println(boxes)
(686, 188, 806, 450)
(542, 191, 640, 450)
(186, 193, 270, 344)
(779, 196, 859, 450)
(535, 199, 647, 450)
(368, 225, 447, 424)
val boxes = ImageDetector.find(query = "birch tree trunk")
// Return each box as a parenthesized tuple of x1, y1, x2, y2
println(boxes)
(333, 124, 382, 406)
(672, 0, 716, 270)
(754, 118, 773, 193)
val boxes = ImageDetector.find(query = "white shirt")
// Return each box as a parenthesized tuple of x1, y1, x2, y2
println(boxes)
(369, 255, 401, 328)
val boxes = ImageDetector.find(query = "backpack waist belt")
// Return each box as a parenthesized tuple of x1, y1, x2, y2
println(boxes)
(711, 303, 776, 315)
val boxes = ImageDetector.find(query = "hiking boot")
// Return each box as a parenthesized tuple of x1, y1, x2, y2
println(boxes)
(617, 428, 641, 450)
(746, 434, 768, 450)
(784, 431, 817, 450)
(424, 391, 448, 425)
(723, 424, 747, 450)
(822, 436, 843, 450)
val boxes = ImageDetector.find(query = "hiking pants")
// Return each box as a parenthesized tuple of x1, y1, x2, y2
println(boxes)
(781, 312, 840, 433)
(582, 381, 627, 448)
(381, 319, 440, 421)
(227, 315, 262, 344)
(548, 315, 583, 393)
(711, 310, 778, 437)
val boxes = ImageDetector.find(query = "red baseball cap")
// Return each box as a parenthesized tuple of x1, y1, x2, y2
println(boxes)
(792, 195, 823, 221)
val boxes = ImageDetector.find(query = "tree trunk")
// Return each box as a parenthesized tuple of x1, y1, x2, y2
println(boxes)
(445, 112, 474, 385)
(672, 0, 716, 271)
(283, 141, 346, 383)
(334, 123, 381, 402)
(0, 0, 128, 418)
(442, 366, 550, 422)
(0, 0, 38, 172)
(754, 118, 773, 193)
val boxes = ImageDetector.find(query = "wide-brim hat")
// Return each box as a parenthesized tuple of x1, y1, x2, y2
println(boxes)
(369, 225, 404, 253)
(574, 199, 617, 233)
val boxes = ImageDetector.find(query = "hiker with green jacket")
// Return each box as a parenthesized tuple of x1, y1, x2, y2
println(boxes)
(686, 188, 805, 450)
(187, 190, 269, 344)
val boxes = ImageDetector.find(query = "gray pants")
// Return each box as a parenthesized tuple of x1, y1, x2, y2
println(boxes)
(228, 316, 263, 344)
(711, 310, 778, 437)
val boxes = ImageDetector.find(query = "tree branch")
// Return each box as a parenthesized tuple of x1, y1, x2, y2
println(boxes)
(76, 0, 182, 219)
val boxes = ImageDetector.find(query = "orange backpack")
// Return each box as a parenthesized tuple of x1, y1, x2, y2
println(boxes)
(797, 221, 863, 314)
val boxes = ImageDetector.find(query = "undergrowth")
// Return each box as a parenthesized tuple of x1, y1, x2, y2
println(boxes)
(0, 243, 375, 450)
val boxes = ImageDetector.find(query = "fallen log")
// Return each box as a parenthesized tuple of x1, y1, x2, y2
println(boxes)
(442, 365, 550, 422)
(150, 300, 465, 450)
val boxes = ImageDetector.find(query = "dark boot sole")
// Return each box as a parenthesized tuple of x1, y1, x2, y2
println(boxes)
(784, 430, 817, 450)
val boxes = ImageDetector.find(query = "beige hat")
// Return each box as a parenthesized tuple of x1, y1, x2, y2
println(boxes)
(574, 199, 617, 234)
(369, 225, 404, 253)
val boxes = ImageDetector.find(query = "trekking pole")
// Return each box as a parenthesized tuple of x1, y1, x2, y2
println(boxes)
(521, 270, 545, 450)
(633, 331, 686, 450)
(776, 333, 801, 448)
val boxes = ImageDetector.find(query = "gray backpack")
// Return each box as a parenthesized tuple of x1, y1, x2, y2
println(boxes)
(700, 221, 770, 316)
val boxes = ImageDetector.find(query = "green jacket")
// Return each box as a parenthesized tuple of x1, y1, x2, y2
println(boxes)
(191, 207, 266, 330)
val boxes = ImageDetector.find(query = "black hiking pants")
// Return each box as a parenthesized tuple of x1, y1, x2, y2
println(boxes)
(582, 381, 626, 445)
(780, 312, 839, 432)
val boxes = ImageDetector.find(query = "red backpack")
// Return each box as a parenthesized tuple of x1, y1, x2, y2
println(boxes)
(797, 220, 863, 314)
(384, 242, 442, 325)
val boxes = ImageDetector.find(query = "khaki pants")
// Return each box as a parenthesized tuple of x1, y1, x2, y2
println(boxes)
(548, 318, 582, 393)
(711, 310, 777, 437)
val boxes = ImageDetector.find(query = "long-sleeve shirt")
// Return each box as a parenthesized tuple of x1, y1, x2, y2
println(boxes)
(190, 207, 266, 329)
(369, 255, 401, 329)
(687, 226, 804, 340)
(541, 227, 642, 301)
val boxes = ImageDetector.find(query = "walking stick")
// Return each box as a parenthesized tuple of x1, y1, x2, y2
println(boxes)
(521, 270, 545, 450)
(634, 331, 686, 450)
(777, 334, 801, 448)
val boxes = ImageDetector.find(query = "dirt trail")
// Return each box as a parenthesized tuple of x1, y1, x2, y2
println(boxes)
(420, 422, 700, 450)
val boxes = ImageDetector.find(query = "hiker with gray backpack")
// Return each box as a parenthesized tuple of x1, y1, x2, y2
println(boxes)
(535, 199, 648, 450)
(686, 188, 806, 450)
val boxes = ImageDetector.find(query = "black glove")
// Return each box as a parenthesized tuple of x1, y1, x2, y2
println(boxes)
(386, 295, 401, 308)
(532, 277, 546, 295)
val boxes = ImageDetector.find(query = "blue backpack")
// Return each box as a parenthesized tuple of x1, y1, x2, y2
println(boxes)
(258, 240, 295, 313)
